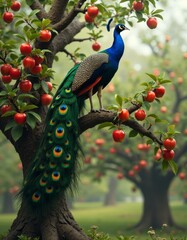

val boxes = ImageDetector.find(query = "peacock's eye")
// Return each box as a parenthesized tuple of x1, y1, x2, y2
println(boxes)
(65, 88, 71, 93)
(46, 186, 53, 194)
(66, 120, 72, 127)
(55, 95, 61, 100)
(49, 161, 56, 168)
(52, 171, 60, 181)
(62, 163, 70, 168)
(53, 146, 63, 157)
(66, 153, 71, 161)
(40, 178, 47, 186)
(55, 127, 65, 138)
(59, 104, 68, 115)
(32, 192, 41, 202)
(49, 119, 55, 126)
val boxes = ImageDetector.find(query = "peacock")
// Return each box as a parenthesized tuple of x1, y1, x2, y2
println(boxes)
(21, 23, 128, 211)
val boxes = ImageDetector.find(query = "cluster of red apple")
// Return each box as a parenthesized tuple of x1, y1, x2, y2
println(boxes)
(132, 1, 158, 29)
(2, 1, 21, 23)
(0, 36, 53, 125)
(128, 159, 148, 178)
(84, 5, 102, 52)
(112, 85, 165, 143)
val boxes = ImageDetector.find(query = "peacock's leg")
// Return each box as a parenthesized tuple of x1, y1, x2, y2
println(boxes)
(88, 88, 94, 112)
(97, 86, 103, 110)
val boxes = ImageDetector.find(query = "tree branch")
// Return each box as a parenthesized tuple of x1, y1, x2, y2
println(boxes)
(52, 0, 87, 33)
(78, 110, 163, 146)
(29, 0, 48, 20)
(48, 0, 69, 24)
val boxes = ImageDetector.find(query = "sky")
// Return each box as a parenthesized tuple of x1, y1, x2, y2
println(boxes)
(123, 0, 187, 56)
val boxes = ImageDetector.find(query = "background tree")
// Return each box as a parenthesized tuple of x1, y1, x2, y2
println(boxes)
(0, 0, 169, 239)
(80, 27, 187, 231)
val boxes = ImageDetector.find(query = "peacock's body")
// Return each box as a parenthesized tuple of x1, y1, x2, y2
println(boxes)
(22, 24, 128, 210)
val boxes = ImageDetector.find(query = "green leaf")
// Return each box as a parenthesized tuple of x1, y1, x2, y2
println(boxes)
(142, 101, 151, 111)
(167, 124, 175, 134)
(1, 110, 16, 117)
(146, 73, 157, 81)
(26, 114, 36, 129)
(168, 160, 178, 175)
(41, 81, 49, 93)
(18, 93, 37, 100)
(98, 122, 114, 130)
(4, 120, 17, 131)
(115, 94, 123, 107)
(11, 125, 23, 142)
(22, 104, 38, 111)
(162, 160, 169, 171)
(107, 104, 120, 111)
(27, 111, 41, 122)
(129, 129, 138, 138)
(159, 79, 171, 84)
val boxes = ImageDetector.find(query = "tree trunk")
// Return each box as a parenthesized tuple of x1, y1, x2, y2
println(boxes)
(4, 195, 90, 240)
(1, 191, 14, 214)
(133, 168, 176, 231)
(103, 176, 117, 206)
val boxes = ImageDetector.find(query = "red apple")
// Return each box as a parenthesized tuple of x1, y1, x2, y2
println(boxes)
(2, 75, 12, 84)
(1, 105, 12, 115)
(132, 1, 144, 11)
(0, 64, 12, 75)
(144, 91, 156, 102)
(139, 160, 147, 168)
(118, 109, 129, 122)
(178, 172, 186, 180)
(14, 112, 27, 124)
(95, 138, 105, 146)
(92, 42, 101, 51)
(39, 30, 52, 42)
(10, 67, 21, 79)
(112, 129, 125, 142)
(11, 1, 21, 11)
(20, 43, 32, 56)
(33, 55, 44, 65)
(163, 138, 176, 150)
(30, 64, 42, 75)
(154, 85, 165, 98)
(147, 17, 157, 29)
(135, 109, 146, 121)
(162, 149, 175, 160)
(109, 147, 116, 154)
(40, 94, 53, 105)
(46, 82, 53, 92)
(22, 56, 36, 69)
(84, 12, 94, 23)
(2, 12, 14, 23)
(19, 80, 32, 93)
(128, 170, 135, 177)
(87, 6, 99, 18)
(117, 172, 124, 179)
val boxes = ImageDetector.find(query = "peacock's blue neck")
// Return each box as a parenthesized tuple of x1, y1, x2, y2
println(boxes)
(106, 30, 125, 61)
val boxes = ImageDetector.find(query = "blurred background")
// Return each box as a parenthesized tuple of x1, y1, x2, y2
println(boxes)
(1, 0, 187, 238)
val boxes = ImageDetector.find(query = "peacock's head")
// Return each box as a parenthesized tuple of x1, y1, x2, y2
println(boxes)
(107, 18, 129, 32)
(115, 24, 129, 33)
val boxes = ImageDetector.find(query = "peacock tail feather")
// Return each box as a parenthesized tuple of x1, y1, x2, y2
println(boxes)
(21, 64, 84, 210)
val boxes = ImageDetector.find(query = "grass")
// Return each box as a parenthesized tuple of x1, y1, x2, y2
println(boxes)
(0, 201, 187, 239)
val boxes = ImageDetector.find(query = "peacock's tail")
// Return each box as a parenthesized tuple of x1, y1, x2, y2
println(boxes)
(21, 64, 84, 212)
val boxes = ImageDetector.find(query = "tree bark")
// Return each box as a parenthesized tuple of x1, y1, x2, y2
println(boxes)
(4, 195, 90, 240)
(1, 192, 14, 214)
(132, 168, 176, 231)
(103, 176, 117, 206)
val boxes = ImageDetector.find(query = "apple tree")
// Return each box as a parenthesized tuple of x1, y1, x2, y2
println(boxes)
(0, 0, 167, 239)
(81, 32, 187, 231)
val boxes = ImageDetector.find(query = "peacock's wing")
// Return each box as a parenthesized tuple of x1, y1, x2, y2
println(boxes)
(71, 52, 108, 95)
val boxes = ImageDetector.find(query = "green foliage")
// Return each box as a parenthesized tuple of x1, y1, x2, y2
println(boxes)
(18, 235, 39, 240)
